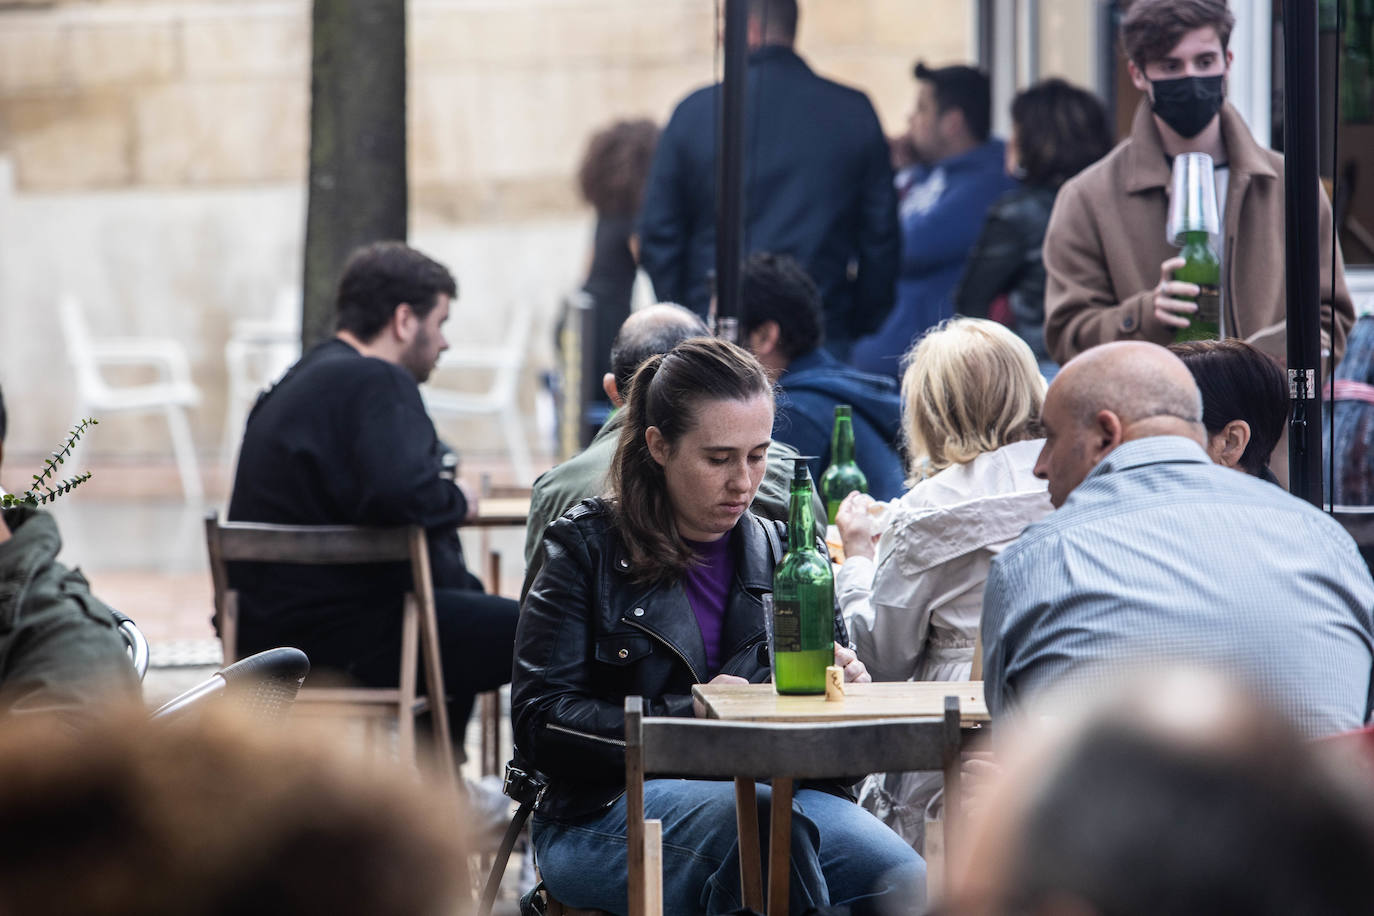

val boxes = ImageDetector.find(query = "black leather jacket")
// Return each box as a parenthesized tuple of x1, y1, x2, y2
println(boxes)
(953, 183, 1058, 363)
(513, 499, 782, 821)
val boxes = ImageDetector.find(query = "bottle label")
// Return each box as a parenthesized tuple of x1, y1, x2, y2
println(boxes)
(1196, 283, 1220, 324)
(772, 599, 803, 652)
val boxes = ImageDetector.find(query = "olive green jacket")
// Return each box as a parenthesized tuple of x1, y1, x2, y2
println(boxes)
(521, 412, 825, 600)
(0, 508, 141, 720)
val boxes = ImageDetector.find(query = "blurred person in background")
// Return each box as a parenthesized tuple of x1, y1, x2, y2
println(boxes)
(850, 63, 1017, 380)
(0, 710, 468, 916)
(573, 118, 660, 444)
(832, 318, 1051, 849)
(955, 79, 1113, 377)
(0, 385, 141, 724)
(740, 252, 906, 502)
(1326, 308, 1374, 508)
(943, 669, 1374, 916)
(637, 0, 899, 361)
(1170, 338, 1287, 482)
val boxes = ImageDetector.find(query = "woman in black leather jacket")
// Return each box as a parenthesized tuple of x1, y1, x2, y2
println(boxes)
(513, 338, 924, 914)
(954, 79, 1112, 375)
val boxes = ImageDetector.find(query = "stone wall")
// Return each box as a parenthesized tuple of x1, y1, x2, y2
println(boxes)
(0, 0, 974, 477)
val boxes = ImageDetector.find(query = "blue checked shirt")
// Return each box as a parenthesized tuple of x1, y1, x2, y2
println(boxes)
(982, 436, 1374, 736)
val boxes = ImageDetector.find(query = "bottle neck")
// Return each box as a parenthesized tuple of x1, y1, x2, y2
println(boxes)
(830, 417, 856, 465)
(1179, 229, 1213, 248)
(787, 479, 816, 551)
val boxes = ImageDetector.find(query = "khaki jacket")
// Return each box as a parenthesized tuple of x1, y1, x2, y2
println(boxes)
(1043, 101, 1354, 366)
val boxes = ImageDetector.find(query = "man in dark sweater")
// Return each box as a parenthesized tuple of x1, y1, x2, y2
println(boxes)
(227, 241, 518, 752)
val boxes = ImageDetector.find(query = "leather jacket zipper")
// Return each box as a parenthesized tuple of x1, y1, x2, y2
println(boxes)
(621, 616, 704, 684)
(545, 722, 626, 747)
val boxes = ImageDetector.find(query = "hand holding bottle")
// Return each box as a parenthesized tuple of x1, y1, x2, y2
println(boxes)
(1152, 256, 1200, 329)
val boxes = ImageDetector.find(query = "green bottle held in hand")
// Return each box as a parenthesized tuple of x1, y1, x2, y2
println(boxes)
(771, 458, 834, 695)
(819, 405, 868, 525)
(1167, 152, 1222, 343)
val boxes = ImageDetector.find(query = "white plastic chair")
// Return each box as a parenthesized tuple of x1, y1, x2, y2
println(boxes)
(423, 306, 535, 485)
(221, 288, 301, 475)
(59, 294, 203, 503)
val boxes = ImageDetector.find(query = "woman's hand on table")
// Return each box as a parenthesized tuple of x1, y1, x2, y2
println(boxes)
(693, 673, 749, 717)
(834, 644, 871, 683)
(835, 492, 882, 561)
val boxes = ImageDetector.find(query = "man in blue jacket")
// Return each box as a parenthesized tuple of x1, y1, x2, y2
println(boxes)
(742, 253, 906, 502)
(851, 63, 1018, 379)
(637, 0, 899, 361)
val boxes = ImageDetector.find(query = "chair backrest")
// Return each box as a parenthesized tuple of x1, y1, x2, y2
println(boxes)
(58, 294, 107, 400)
(627, 697, 962, 784)
(204, 511, 431, 663)
(109, 609, 150, 681)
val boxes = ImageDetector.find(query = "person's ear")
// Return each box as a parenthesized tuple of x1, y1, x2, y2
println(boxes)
(393, 303, 419, 344)
(645, 426, 670, 467)
(1128, 58, 1151, 95)
(602, 373, 622, 407)
(1094, 409, 1124, 458)
(747, 321, 782, 357)
(1216, 419, 1251, 469)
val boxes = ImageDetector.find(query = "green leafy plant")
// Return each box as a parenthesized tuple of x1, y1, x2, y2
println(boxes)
(0, 418, 99, 509)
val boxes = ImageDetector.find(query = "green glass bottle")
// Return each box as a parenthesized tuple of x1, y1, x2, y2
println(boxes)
(1173, 230, 1221, 343)
(771, 459, 834, 695)
(818, 405, 868, 525)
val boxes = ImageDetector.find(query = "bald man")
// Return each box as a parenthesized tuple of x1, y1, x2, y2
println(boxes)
(980, 342, 1374, 735)
(521, 304, 818, 598)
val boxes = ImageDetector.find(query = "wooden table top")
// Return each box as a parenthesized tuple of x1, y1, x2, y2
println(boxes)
(470, 496, 531, 527)
(693, 681, 989, 724)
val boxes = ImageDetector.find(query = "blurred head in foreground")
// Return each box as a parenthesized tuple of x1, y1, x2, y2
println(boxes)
(0, 710, 469, 916)
(945, 669, 1374, 916)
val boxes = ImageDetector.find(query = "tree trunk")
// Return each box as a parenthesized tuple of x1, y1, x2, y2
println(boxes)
(301, 0, 408, 350)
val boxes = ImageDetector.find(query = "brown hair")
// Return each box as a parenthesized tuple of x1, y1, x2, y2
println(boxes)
(0, 710, 468, 916)
(1011, 79, 1113, 188)
(610, 337, 773, 583)
(1120, 0, 1235, 70)
(901, 318, 1045, 482)
(1169, 339, 1287, 477)
(576, 118, 661, 217)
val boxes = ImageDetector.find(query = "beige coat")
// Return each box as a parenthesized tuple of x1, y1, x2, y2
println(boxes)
(1043, 101, 1354, 366)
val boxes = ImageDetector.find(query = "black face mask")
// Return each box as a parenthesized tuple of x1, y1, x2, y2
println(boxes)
(1150, 74, 1225, 138)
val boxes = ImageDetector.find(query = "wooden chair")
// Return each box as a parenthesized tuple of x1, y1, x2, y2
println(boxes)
(205, 511, 456, 783)
(624, 696, 964, 916)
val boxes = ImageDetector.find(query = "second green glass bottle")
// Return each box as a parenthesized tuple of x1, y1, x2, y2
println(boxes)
(819, 404, 868, 524)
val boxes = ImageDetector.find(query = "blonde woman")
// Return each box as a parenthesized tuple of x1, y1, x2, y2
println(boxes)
(834, 317, 1053, 847)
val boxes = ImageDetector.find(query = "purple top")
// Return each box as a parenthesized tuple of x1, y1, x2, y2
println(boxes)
(683, 533, 736, 674)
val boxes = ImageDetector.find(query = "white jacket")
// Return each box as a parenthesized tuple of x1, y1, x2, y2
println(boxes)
(838, 439, 1052, 683)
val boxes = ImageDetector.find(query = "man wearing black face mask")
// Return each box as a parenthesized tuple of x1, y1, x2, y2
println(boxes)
(1041, 0, 1354, 374)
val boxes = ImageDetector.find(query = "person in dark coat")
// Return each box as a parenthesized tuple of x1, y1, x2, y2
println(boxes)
(955, 79, 1112, 376)
(227, 242, 519, 757)
(740, 253, 906, 503)
(636, 0, 898, 361)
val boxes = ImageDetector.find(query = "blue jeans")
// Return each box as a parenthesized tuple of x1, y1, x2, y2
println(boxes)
(533, 779, 926, 915)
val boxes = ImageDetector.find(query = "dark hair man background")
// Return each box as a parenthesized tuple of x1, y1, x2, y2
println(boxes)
(636, 0, 899, 362)
(521, 302, 818, 598)
(1042, 0, 1353, 366)
(741, 252, 905, 501)
(0, 385, 141, 722)
(227, 241, 519, 766)
(850, 62, 1017, 380)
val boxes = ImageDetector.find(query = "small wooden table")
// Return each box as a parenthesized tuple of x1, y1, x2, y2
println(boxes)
(693, 680, 989, 725)
(470, 496, 531, 528)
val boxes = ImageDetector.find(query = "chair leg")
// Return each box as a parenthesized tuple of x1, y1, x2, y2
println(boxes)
(644, 818, 663, 916)
(734, 778, 764, 912)
(500, 410, 534, 485)
(164, 403, 204, 504)
(767, 778, 793, 916)
(398, 598, 421, 766)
